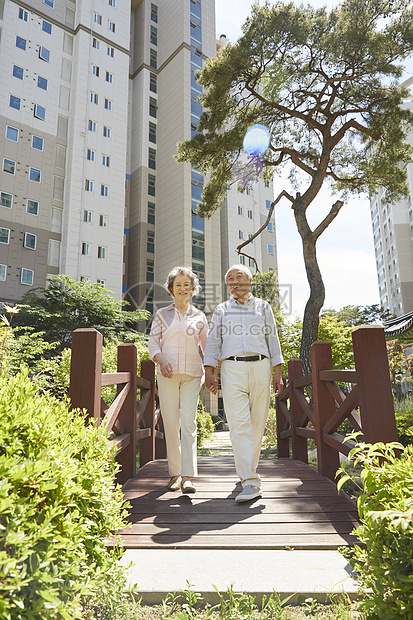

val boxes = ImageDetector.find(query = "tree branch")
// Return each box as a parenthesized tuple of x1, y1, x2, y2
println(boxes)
(313, 200, 344, 241)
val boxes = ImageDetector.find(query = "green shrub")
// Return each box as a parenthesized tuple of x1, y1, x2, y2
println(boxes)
(0, 368, 132, 619)
(337, 440, 413, 619)
(197, 401, 214, 447)
(263, 407, 277, 448)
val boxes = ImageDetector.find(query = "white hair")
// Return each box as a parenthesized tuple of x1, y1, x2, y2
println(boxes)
(225, 264, 253, 281)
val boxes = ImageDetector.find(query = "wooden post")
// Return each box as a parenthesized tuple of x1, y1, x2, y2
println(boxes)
(139, 359, 156, 467)
(69, 329, 102, 424)
(116, 344, 138, 484)
(275, 379, 290, 458)
(155, 401, 167, 459)
(311, 341, 340, 480)
(289, 358, 308, 463)
(352, 326, 398, 444)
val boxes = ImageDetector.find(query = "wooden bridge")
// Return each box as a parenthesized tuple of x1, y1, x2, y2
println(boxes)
(69, 326, 398, 551)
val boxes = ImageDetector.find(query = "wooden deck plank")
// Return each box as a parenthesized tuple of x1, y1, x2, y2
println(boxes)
(117, 457, 360, 550)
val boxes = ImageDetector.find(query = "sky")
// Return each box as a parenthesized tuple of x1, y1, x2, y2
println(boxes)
(214, 0, 413, 319)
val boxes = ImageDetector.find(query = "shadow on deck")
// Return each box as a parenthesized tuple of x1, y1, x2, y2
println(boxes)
(116, 457, 360, 550)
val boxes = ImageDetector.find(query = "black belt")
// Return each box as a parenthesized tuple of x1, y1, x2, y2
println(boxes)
(224, 355, 267, 362)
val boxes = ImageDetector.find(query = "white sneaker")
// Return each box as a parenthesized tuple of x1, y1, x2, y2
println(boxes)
(235, 484, 262, 503)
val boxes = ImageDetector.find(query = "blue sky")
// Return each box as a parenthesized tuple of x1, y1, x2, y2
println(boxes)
(215, 0, 411, 317)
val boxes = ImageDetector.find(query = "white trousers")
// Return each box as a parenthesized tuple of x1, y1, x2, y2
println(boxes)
(221, 357, 272, 488)
(157, 373, 201, 477)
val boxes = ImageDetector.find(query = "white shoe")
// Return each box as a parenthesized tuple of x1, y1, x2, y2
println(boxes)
(235, 484, 262, 503)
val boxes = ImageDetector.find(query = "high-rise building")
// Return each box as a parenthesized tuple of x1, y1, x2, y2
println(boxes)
(371, 86, 413, 317)
(0, 0, 279, 319)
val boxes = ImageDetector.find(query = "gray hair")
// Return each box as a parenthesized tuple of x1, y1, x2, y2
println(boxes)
(225, 264, 253, 281)
(164, 266, 201, 296)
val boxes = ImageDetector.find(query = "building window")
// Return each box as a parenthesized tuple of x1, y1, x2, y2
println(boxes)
(93, 38, 100, 49)
(149, 97, 157, 119)
(29, 167, 41, 183)
(108, 20, 115, 32)
(147, 230, 155, 253)
(148, 202, 155, 224)
(238, 230, 244, 240)
(101, 184, 109, 197)
(24, 232, 37, 250)
(32, 136, 44, 151)
(27, 199, 39, 215)
(18, 8, 28, 21)
(34, 104, 46, 120)
(266, 200, 272, 210)
(150, 72, 157, 93)
(99, 214, 108, 228)
(92, 64, 100, 76)
(109, 0, 116, 6)
(239, 255, 245, 265)
(3, 159, 16, 175)
(0, 228, 10, 244)
(97, 246, 106, 259)
(106, 71, 113, 83)
(107, 46, 115, 57)
(0, 192, 13, 209)
(94, 12, 102, 24)
(9, 95, 21, 110)
(147, 259, 154, 282)
(148, 174, 156, 196)
(6, 126, 18, 142)
(39, 46, 50, 62)
(37, 76, 48, 90)
(102, 155, 110, 167)
(84, 210, 92, 223)
(150, 25, 157, 45)
(150, 49, 157, 69)
(151, 3, 158, 22)
(267, 244, 275, 254)
(238, 206, 243, 215)
(82, 242, 91, 256)
(44, 0, 54, 7)
(103, 126, 111, 138)
(148, 148, 156, 170)
(88, 120, 97, 133)
(85, 179, 94, 192)
(87, 148, 95, 161)
(0, 265, 6, 281)
(149, 122, 156, 143)
(97, 278, 105, 285)
(16, 35, 27, 50)
(42, 20, 52, 34)
(104, 98, 112, 110)
(21, 268, 34, 285)
(12, 65, 24, 80)
(247, 209, 253, 219)
(267, 222, 273, 232)
(90, 92, 98, 104)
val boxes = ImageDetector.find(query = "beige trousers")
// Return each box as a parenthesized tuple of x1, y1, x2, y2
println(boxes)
(221, 357, 272, 487)
(157, 373, 201, 477)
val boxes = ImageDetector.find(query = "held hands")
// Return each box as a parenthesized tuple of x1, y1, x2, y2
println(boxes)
(205, 366, 218, 395)
(155, 354, 174, 378)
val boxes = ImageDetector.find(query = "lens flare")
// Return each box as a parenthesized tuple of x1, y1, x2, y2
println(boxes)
(243, 124, 270, 156)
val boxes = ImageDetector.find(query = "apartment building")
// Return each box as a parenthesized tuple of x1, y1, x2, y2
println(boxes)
(0, 0, 279, 320)
(371, 94, 413, 317)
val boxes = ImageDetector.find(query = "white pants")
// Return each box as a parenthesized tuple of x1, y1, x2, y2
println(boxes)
(157, 373, 201, 477)
(221, 357, 272, 488)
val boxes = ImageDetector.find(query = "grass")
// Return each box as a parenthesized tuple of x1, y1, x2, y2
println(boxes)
(98, 586, 364, 619)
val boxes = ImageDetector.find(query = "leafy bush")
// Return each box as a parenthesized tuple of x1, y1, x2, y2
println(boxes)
(263, 407, 277, 448)
(197, 400, 214, 447)
(0, 368, 132, 619)
(337, 440, 413, 619)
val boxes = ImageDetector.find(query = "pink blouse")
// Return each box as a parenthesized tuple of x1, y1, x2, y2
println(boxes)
(148, 303, 208, 377)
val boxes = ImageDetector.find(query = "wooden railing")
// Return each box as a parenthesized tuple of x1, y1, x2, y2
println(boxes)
(276, 325, 399, 480)
(68, 328, 166, 484)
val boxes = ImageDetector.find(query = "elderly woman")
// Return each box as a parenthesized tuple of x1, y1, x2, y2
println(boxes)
(148, 266, 208, 493)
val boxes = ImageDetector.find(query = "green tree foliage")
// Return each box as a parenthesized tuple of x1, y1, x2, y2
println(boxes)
(322, 304, 394, 327)
(177, 0, 413, 372)
(0, 368, 133, 619)
(14, 275, 148, 352)
(387, 339, 412, 400)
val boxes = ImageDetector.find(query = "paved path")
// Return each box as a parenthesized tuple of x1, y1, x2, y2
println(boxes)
(117, 431, 361, 604)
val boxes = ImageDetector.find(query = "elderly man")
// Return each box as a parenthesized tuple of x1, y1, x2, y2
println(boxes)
(204, 265, 284, 502)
